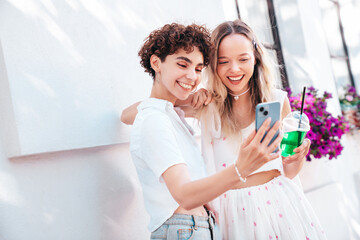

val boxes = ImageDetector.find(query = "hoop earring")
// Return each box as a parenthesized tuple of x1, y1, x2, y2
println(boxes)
(155, 73, 160, 83)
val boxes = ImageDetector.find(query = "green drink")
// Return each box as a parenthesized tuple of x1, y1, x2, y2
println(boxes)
(280, 130, 307, 157)
(280, 110, 310, 157)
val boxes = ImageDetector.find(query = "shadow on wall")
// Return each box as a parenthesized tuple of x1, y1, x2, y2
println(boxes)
(0, 146, 24, 239)
(0, 145, 102, 239)
(98, 143, 149, 239)
(0, 139, 149, 240)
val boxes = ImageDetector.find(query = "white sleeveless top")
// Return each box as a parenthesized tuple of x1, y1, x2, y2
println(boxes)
(201, 89, 287, 177)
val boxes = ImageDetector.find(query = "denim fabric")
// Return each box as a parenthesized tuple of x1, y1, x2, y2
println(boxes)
(150, 213, 219, 240)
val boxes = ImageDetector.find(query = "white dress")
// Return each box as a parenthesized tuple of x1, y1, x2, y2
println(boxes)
(201, 89, 327, 240)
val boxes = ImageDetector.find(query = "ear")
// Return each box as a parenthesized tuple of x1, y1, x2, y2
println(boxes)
(150, 55, 161, 72)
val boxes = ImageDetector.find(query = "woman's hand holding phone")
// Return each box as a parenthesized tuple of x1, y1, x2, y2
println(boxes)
(235, 118, 282, 178)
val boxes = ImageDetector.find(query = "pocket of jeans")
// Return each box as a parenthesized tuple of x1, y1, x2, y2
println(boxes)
(150, 225, 168, 239)
(177, 228, 194, 240)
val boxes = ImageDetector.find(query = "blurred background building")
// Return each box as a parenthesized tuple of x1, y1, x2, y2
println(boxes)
(0, 0, 359, 239)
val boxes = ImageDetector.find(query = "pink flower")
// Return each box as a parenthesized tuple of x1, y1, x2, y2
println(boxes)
(305, 96, 315, 105)
(346, 95, 354, 102)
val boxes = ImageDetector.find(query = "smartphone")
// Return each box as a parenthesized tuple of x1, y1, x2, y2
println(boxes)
(255, 101, 280, 150)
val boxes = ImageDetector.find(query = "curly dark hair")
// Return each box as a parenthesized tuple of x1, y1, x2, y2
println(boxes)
(138, 23, 212, 80)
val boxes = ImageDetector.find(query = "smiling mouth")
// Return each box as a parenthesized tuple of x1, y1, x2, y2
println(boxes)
(227, 75, 244, 82)
(177, 81, 194, 90)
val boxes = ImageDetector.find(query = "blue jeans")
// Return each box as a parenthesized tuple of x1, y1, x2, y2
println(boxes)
(150, 212, 218, 240)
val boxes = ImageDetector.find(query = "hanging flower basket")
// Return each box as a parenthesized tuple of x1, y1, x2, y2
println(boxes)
(285, 86, 349, 161)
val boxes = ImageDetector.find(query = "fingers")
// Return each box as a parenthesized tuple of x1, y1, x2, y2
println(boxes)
(286, 139, 311, 163)
(191, 92, 200, 108)
(261, 120, 281, 147)
(191, 89, 212, 109)
(283, 139, 311, 164)
(242, 130, 256, 148)
(268, 152, 281, 161)
(266, 130, 283, 154)
(293, 138, 311, 153)
(283, 153, 303, 164)
(282, 156, 293, 164)
(254, 118, 272, 142)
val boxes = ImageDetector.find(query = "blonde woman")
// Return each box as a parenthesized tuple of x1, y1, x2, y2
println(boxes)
(199, 20, 326, 239)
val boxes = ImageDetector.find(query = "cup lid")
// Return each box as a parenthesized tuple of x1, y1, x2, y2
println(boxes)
(282, 111, 310, 132)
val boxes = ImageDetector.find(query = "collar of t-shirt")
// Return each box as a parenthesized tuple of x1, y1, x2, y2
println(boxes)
(138, 98, 194, 135)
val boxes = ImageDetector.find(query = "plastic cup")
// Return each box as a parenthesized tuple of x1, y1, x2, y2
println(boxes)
(280, 111, 310, 157)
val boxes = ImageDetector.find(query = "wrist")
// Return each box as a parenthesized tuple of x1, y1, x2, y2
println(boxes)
(234, 162, 247, 183)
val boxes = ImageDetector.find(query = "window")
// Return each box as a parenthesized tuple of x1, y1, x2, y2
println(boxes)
(235, 0, 289, 87)
(319, 0, 355, 91)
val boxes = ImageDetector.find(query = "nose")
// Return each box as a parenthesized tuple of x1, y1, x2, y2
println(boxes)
(230, 61, 240, 72)
(186, 68, 197, 81)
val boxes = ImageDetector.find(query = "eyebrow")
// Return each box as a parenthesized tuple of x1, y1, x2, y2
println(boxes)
(176, 56, 204, 66)
(218, 53, 250, 59)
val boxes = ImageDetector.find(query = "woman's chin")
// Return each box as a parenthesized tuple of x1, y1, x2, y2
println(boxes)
(176, 91, 192, 101)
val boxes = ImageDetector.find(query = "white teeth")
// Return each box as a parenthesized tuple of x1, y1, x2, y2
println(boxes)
(228, 76, 244, 81)
(178, 82, 193, 89)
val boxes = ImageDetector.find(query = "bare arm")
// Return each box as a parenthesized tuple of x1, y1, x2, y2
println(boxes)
(120, 89, 212, 124)
(281, 96, 310, 179)
(162, 118, 282, 210)
(162, 163, 238, 210)
(120, 102, 141, 125)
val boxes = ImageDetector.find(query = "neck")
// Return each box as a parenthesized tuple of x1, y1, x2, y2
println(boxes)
(231, 94, 255, 127)
(232, 93, 252, 110)
(150, 81, 177, 105)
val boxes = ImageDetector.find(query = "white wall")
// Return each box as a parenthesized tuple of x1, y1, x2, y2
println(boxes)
(0, 0, 236, 157)
(0, 0, 237, 239)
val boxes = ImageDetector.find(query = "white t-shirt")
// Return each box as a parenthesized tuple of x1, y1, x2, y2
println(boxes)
(130, 98, 207, 232)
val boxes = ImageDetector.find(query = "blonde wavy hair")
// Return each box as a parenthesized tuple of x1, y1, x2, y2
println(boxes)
(201, 19, 279, 137)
